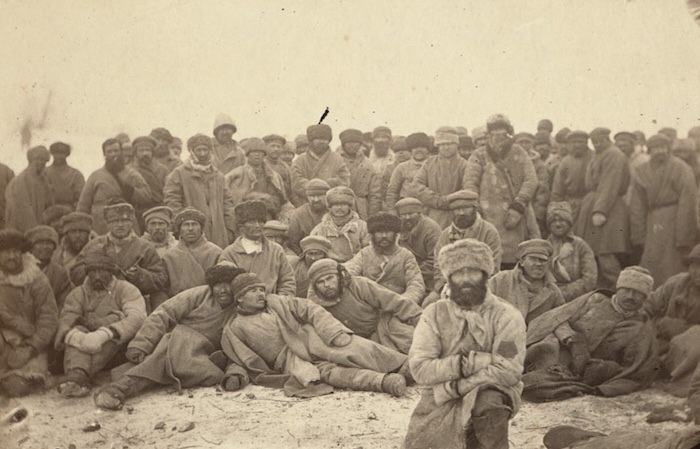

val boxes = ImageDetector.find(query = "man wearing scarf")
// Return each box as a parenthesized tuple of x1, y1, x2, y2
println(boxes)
(45, 142, 84, 210)
(5, 146, 55, 232)
(338, 128, 382, 220)
(164, 133, 237, 248)
(403, 238, 526, 449)
(130, 136, 168, 231)
(385, 132, 431, 211)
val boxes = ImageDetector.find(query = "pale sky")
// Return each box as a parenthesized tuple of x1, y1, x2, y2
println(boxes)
(1, 0, 699, 174)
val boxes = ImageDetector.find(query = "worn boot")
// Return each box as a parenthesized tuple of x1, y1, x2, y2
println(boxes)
(319, 364, 406, 397)
(57, 368, 91, 398)
(94, 375, 155, 410)
(471, 408, 511, 449)
(381, 374, 407, 397)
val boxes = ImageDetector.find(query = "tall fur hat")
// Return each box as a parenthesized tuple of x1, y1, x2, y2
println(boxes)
(307, 124, 332, 142)
(234, 200, 267, 225)
(84, 244, 119, 274)
(366, 211, 401, 234)
(103, 201, 135, 223)
(486, 114, 514, 135)
(25, 225, 59, 248)
(205, 263, 245, 288)
(616, 266, 654, 296)
(61, 212, 93, 232)
(230, 272, 266, 299)
(0, 229, 30, 253)
(325, 186, 355, 206)
(438, 238, 494, 279)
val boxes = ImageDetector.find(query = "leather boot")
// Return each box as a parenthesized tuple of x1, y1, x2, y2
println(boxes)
(471, 408, 511, 449)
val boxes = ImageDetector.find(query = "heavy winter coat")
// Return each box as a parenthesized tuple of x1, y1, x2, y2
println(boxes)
(162, 235, 222, 297)
(310, 213, 370, 263)
(414, 153, 469, 229)
(45, 163, 84, 209)
(398, 215, 442, 291)
(339, 151, 382, 220)
(551, 150, 593, 223)
(291, 149, 350, 202)
(5, 168, 54, 232)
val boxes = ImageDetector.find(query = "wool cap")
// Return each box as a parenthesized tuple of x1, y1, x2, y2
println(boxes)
(486, 114, 514, 135)
(537, 119, 554, 133)
(534, 131, 551, 146)
(143, 206, 173, 226)
(174, 207, 206, 230)
(447, 190, 479, 210)
(25, 225, 59, 248)
(555, 128, 571, 144)
(367, 211, 401, 234)
(282, 142, 296, 154)
(187, 133, 212, 151)
(406, 132, 431, 151)
(212, 113, 237, 135)
(438, 238, 494, 279)
(547, 201, 574, 225)
(300, 236, 332, 255)
(647, 133, 672, 149)
(434, 126, 459, 145)
(566, 130, 589, 142)
(392, 136, 408, 152)
(513, 132, 535, 143)
(372, 126, 392, 138)
(27, 146, 50, 162)
(589, 127, 611, 139)
(61, 212, 93, 233)
(616, 266, 654, 296)
(49, 141, 71, 156)
(205, 263, 245, 288)
(305, 178, 331, 196)
(308, 258, 341, 283)
(43, 204, 73, 225)
(682, 244, 700, 265)
(115, 133, 130, 144)
(242, 138, 268, 156)
(325, 186, 355, 206)
(103, 202, 135, 223)
(339, 129, 364, 145)
(84, 244, 119, 274)
(517, 239, 553, 261)
(150, 128, 174, 143)
(231, 272, 266, 299)
(613, 131, 636, 143)
(262, 220, 288, 238)
(472, 126, 487, 141)
(455, 126, 469, 137)
(263, 134, 286, 146)
(307, 124, 332, 142)
(395, 197, 423, 215)
(0, 229, 29, 253)
(295, 134, 309, 146)
(235, 200, 267, 225)
(132, 136, 157, 149)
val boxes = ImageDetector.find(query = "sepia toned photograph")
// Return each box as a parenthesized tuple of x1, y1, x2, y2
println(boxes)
(2, 0, 700, 447)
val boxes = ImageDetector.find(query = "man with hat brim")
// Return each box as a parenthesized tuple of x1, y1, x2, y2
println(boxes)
(141, 205, 177, 256)
(287, 178, 331, 255)
(368, 126, 396, 176)
(221, 272, 410, 398)
(550, 130, 594, 223)
(338, 128, 382, 220)
(263, 134, 300, 206)
(310, 186, 370, 263)
(546, 201, 597, 302)
(384, 132, 431, 211)
(45, 141, 85, 210)
(629, 134, 697, 287)
(0, 161, 14, 229)
(425, 190, 502, 307)
(52, 212, 94, 273)
(262, 220, 298, 261)
(290, 235, 332, 298)
(344, 211, 425, 304)
(70, 199, 169, 312)
(164, 133, 237, 248)
(404, 238, 526, 449)
(55, 243, 147, 399)
(0, 229, 58, 397)
(94, 264, 249, 410)
(290, 124, 350, 203)
(131, 136, 169, 231)
(219, 200, 296, 296)
(161, 207, 222, 297)
(573, 127, 631, 290)
(523, 266, 658, 401)
(210, 114, 246, 175)
(394, 197, 442, 293)
(25, 225, 74, 312)
(149, 128, 182, 174)
(414, 126, 471, 229)
(77, 138, 152, 235)
(464, 115, 541, 268)
(307, 258, 422, 355)
(5, 145, 55, 232)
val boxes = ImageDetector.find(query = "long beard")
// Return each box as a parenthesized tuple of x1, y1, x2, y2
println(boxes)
(105, 155, 125, 173)
(449, 277, 488, 309)
(314, 279, 344, 301)
(453, 214, 476, 229)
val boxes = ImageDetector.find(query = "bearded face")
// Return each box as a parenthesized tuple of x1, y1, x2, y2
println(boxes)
(452, 207, 477, 229)
(313, 273, 343, 301)
(448, 268, 488, 310)
(87, 268, 113, 291)
(399, 212, 420, 233)
(371, 231, 397, 252)
(308, 194, 327, 213)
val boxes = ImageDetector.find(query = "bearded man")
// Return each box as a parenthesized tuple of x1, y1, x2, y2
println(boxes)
(51, 212, 93, 273)
(45, 141, 84, 210)
(338, 128, 382, 220)
(210, 114, 246, 175)
(395, 197, 442, 293)
(141, 206, 177, 256)
(287, 179, 330, 255)
(25, 225, 73, 311)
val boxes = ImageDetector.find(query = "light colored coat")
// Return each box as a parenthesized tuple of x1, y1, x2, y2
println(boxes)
(414, 153, 469, 229)
(340, 151, 382, 220)
(291, 150, 350, 202)
(162, 235, 222, 297)
(310, 213, 370, 263)
(5, 168, 54, 232)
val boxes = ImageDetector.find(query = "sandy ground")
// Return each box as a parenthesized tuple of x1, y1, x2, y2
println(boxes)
(3, 374, 693, 449)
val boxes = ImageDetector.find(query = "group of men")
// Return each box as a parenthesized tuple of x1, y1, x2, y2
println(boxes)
(2, 113, 700, 449)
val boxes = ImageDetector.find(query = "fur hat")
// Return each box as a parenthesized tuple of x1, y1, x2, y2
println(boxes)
(235, 200, 267, 225)
(307, 124, 332, 142)
(150, 128, 174, 143)
(262, 134, 286, 146)
(84, 244, 119, 274)
(174, 207, 206, 230)
(25, 225, 59, 248)
(132, 136, 157, 149)
(325, 186, 355, 206)
(486, 114, 514, 135)
(367, 211, 401, 234)
(472, 126, 487, 141)
(300, 236, 331, 256)
(230, 272, 266, 299)
(305, 178, 331, 196)
(616, 266, 654, 296)
(205, 264, 245, 288)
(392, 136, 408, 152)
(438, 238, 494, 279)
(242, 138, 268, 156)
(372, 126, 392, 138)
(61, 212, 93, 233)
(566, 130, 589, 142)
(395, 197, 423, 215)
(187, 133, 212, 151)
(339, 129, 364, 145)
(42, 204, 73, 225)
(459, 135, 474, 149)
(295, 134, 308, 146)
(213, 113, 237, 135)
(406, 132, 431, 151)
(547, 201, 573, 225)
(0, 229, 30, 253)
(555, 128, 571, 144)
(447, 190, 478, 210)
(517, 239, 553, 260)
(658, 127, 678, 140)
(308, 258, 340, 283)
(647, 134, 672, 149)
(49, 141, 71, 156)
(27, 146, 50, 162)
(262, 220, 288, 238)
(103, 202, 135, 223)
(143, 206, 173, 226)
(434, 126, 459, 145)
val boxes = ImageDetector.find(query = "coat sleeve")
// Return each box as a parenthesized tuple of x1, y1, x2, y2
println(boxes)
(27, 274, 58, 351)
(559, 240, 597, 301)
(592, 152, 629, 216)
(125, 169, 153, 205)
(402, 251, 426, 303)
(514, 154, 538, 207)
(363, 280, 422, 322)
(432, 233, 448, 293)
(550, 163, 566, 202)
(327, 159, 351, 188)
(674, 163, 697, 248)
(163, 170, 184, 213)
(644, 279, 674, 319)
(275, 246, 297, 296)
(111, 283, 147, 344)
(126, 245, 169, 294)
(290, 159, 309, 201)
(628, 176, 648, 246)
(463, 155, 484, 195)
(55, 287, 85, 350)
(72, 171, 86, 208)
(76, 174, 96, 215)
(408, 305, 462, 384)
(342, 250, 364, 277)
(384, 166, 404, 211)
(223, 182, 237, 238)
(486, 226, 503, 275)
(287, 297, 350, 345)
(367, 170, 383, 217)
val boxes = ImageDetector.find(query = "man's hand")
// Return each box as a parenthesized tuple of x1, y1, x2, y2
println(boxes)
(223, 375, 242, 391)
(80, 328, 114, 354)
(406, 315, 421, 327)
(331, 333, 352, 347)
(592, 212, 607, 227)
(461, 352, 492, 377)
(125, 347, 147, 364)
(7, 344, 37, 369)
(124, 265, 139, 280)
(504, 208, 522, 230)
(422, 291, 441, 308)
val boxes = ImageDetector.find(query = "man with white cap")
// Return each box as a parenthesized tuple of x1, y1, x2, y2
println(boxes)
(210, 113, 246, 175)
(291, 235, 332, 298)
(403, 238, 526, 449)
(141, 206, 177, 256)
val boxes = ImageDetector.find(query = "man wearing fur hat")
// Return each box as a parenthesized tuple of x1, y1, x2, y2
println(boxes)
(54, 244, 147, 398)
(523, 266, 658, 400)
(368, 126, 396, 176)
(263, 134, 299, 206)
(290, 236, 332, 298)
(150, 128, 182, 174)
(338, 128, 382, 220)
(287, 178, 330, 255)
(395, 197, 442, 293)
(0, 229, 58, 397)
(307, 258, 422, 354)
(414, 126, 470, 229)
(70, 200, 168, 311)
(51, 212, 93, 273)
(164, 133, 237, 248)
(464, 115, 540, 269)
(385, 132, 431, 211)
(94, 264, 248, 410)
(550, 130, 594, 223)
(25, 225, 74, 312)
(221, 272, 409, 398)
(141, 206, 177, 256)
(344, 211, 425, 304)
(629, 134, 697, 287)
(291, 124, 350, 203)
(131, 136, 169, 230)
(45, 141, 84, 210)
(5, 145, 55, 232)
(310, 186, 370, 263)
(403, 238, 526, 449)
(210, 114, 246, 175)
(219, 200, 295, 296)
(78, 138, 152, 235)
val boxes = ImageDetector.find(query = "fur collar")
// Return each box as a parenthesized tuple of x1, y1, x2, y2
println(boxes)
(0, 253, 43, 287)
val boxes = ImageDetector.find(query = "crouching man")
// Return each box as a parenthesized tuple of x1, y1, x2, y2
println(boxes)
(404, 239, 526, 449)
(94, 264, 247, 410)
(221, 273, 410, 398)
(55, 244, 147, 398)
